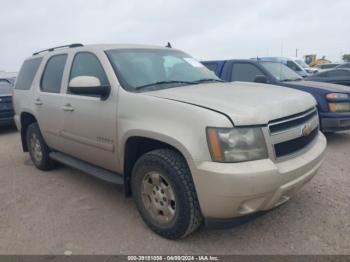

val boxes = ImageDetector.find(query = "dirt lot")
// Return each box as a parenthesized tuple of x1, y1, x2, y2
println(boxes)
(0, 126, 349, 255)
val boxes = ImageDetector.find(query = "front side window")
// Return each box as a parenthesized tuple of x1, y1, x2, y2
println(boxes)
(261, 62, 302, 82)
(70, 52, 109, 86)
(231, 63, 264, 82)
(106, 49, 219, 92)
(15, 58, 42, 90)
(41, 54, 67, 93)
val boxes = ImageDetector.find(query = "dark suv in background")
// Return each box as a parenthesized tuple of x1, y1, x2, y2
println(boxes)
(202, 59, 350, 132)
(0, 78, 15, 126)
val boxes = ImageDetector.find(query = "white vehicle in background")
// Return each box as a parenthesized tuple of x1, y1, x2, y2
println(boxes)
(294, 58, 318, 75)
(258, 57, 311, 77)
(314, 63, 342, 72)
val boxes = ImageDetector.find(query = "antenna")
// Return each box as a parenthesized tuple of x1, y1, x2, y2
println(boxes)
(166, 42, 172, 48)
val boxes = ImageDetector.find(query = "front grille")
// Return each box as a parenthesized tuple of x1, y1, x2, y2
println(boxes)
(0, 96, 14, 116)
(269, 108, 318, 133)
(274, 128, 318, 157)
(0, 96, 12, 103)
(268, 108, 319, 159)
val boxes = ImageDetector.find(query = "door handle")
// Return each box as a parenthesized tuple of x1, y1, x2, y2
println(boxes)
(62, 104, 75, 112)
(34, 99, 43, 106)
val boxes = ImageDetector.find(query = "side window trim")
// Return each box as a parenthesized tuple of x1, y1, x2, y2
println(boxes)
(40, 54, 68, 94)
(66, 51, 110, 88)
(64, 51, 111, 100)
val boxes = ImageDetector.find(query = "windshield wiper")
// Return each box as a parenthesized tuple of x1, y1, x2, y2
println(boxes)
(135, 78, 223, 91)
(194, 78, 224, 83)
(135, 80, 197, 91)
(281, 78, 302, 82)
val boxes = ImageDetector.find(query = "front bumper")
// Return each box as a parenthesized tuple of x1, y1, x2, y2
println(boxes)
(0, 114, 14, 126)
(190, 133, 326, 219)
(320, 116, 350, 132)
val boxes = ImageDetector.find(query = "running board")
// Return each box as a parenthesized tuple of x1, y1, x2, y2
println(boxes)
(49, 152, 124, 185)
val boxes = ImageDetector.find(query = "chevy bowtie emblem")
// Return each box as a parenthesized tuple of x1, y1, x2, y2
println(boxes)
(302, 124, 312, 137)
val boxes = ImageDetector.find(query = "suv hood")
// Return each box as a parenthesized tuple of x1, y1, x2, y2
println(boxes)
(288, 80, 350, 93)
(146, 82, 316, 126)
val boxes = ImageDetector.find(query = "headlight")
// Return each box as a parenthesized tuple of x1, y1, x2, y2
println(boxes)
(328, 103, 350, 112)
(206, 127, 268, 163)
(326, 93, 350, 100)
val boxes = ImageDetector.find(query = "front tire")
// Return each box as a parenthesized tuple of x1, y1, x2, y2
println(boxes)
(26, 123, 56, 171)
(131, 149, 202, 239)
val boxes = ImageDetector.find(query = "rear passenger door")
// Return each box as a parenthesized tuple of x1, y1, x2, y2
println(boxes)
(230, 63, 267, 83)
(61, 52, 118, 171)
(34, 54, 67, 151)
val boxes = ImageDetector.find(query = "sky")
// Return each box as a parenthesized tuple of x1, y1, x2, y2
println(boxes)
(0, 0, 349, 72)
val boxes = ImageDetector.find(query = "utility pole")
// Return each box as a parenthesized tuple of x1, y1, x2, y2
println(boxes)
(295, 48, 298, 57)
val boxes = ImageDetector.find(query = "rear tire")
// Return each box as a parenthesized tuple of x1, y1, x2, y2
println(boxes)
(131, 149, 202, 239)
(26, 123, 56, 171)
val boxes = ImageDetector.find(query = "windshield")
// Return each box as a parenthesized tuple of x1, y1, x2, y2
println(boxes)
(261, 62, 303, 82)
(295, 59, 309, 68)
(106, 49, 220, 92)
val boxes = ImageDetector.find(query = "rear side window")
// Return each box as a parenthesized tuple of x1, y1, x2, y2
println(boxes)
(231, 63, 264, 82)
(15, 58, 42, 90)
(204, 63, 218, 73)
(41, 54, 67, 93)
(69, 52, 109, 86)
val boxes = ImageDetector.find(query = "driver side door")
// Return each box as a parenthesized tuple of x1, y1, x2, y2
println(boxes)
(60, 51, 119, 172)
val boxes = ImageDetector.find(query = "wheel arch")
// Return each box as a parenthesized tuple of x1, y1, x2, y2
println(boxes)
(20, 112, 38, 152)
(122, 134, 192, 197)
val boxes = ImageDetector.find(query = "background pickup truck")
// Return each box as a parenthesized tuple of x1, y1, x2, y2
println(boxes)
(202, 59, 350, 133)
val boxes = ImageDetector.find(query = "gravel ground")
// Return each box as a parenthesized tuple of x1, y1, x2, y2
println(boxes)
(0, 126, 349, 255)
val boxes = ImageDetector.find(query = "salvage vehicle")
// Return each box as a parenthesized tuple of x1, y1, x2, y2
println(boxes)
(0, 78, 15, 126)
(306, 68, 350, 87)
(202, 59, 350, 132)
(14, 44, 326, 239)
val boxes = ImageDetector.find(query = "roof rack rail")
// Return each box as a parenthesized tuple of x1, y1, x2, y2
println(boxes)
(32, 43, 83, 56)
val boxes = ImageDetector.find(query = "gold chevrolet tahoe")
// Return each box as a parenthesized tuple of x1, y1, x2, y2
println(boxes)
(13, 44, 326, 239)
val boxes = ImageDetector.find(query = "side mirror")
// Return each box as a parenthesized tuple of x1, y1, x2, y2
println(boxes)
(69, 76, 110, 99)
(254, 75, 268, 84)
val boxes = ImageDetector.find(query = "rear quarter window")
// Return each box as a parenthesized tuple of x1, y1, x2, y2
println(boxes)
(41, 54, 67, 93)
(15, 58, 43, 90)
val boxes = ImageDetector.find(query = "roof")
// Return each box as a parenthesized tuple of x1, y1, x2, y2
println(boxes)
(30, 43, 179, 59)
